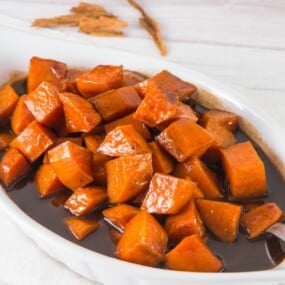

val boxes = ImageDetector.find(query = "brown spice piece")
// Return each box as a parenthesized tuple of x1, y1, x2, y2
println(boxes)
(70, 2, 113, 17)
(128, 0, 167, 56)
(32, 14, 82, 27)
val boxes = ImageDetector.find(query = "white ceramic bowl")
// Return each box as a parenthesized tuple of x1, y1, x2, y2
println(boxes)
(0, 26, 285, 285)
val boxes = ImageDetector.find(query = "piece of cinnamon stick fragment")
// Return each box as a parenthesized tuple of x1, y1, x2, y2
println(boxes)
(127, 0, 167, 56)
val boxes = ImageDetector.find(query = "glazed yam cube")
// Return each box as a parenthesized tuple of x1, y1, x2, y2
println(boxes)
(76, 65, 123, 98)
(27, 56, 67, 93)
(136, 70, 197, 100)
(241, 202, 283, 239)
(220, 141, 267, 200)
(103, 204, 140, 231)
(64, 216, 100, 240)
(165, 235, 223, 272)
(64, 185, 107, 216)
(10, 121, 55, 162)
(104, 112, 152, 141)
(97, 124, 150, 157)
(11, 95, 35, 135)
(48, 141, 94, 190)
(90, 86, 141, 122)
(148, 141, 174, 174)
(59, 92, 101, 133)
(0, 147, 31, 186)
(133, 80, 178, 127)
(62, 69, 84, 93)
(165, 200, 205, 243)
(0, 84, 19, 122)
(141, 173, 193, 214)
(92, 152, 110, 186)
(106, 153, 153, 203)
(156, 119, 214, 162)
(201, 110, 238, 132)
(116, 211, 168, 266)
(196, 199, 242, 242)
(24, 81, 63, 127)
(123, 70, 147, 87)
(83, 134, 104, 153)
(35, 163, 65, 198)
(0, 132, 14, 151)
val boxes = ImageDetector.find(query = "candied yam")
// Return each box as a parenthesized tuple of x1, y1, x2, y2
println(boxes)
(24, 81, 63, 127)
(0, 132, 14, 151)
(165, 235, 223, 272)
(123, 70, 147, 86)
(136, 70, 197, 100)
(48, 141, 94, 190)
(27, 56, 67, 93)
(92, 152, 110, 186)
(165, 200, 205, 243)
(11, 95, 35, 135)
(76, 65, 123, 98)
(148, 141, 174, 174)
(141, 173, 193, 214)
(115, 211, 168, 266)
(156, 119, 214, 162)
(62, 68, 84, 93)
(104, 112, 152, 141)
(241, 202, 283, 239)
(106, 153, 153, 203)
(65, 185, 107, 216)
(10, 121, 55, 162)
(64, 216, 100, 240)
(83, 134, 104, 152)
(109, 227, 122, 245)
(0, 147, 31, 186)
(98, 124, 150, 157)
(196, 199, 242, 242)
(103, 204, 140, 231)
(133, 80, 178, 127)
(59, 92, 101, 133)
(201, 110, 238, 132)
(35, 163, 65, 198)
(90, 86, 141, 121)
(220, 141, 267, 200)
(0, 84, 19, 122)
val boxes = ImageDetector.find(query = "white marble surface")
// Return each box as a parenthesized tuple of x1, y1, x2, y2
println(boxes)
(0, 1, 284, 284)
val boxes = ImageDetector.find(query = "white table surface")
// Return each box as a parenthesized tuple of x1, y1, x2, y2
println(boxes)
(0, 1, 284, 284)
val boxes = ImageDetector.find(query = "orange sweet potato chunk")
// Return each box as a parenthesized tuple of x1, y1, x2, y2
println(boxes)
(165, 200, 205, 243)
(97, 124, 150, 157)
(48, 141, 94, 190)
(115, 211, 168, 266)
(220, 141, 267, 200)
(165, 235, 223, 272)
(103, 204, 140, 231)
(0, 147, 31, 186)
(0, 84, 19, 122)
(90, 86, 141, 122)
(76, 65, 123, 98)
(35, 163, 65, 198)
(64, 185, 107, 216)
(59, 92, 101, 133)
(141, 173, 193, 214)
(11, 95, 35, 135)
(27, 56, 67, 93)
(196, 199, 242, 242)
(62, 68, 84, 93)
(83, 134, 104, 153)
(123, 70, 147, 87)
(92, 152, 110, 186)
(0, 132, 14, 151)
(240, 202, 283, 239)
(10, 121, 56, 162)
(106, 153, 153, 203)
(156, 119, 214, 162)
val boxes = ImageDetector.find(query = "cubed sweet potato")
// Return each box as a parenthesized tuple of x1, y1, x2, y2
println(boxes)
(58, 92, 101, 133)
(240, 202, 283, 239)
(220, 141, 267, 200)
(83, 134, 105, 153)
(0, 147, 31, 186)
(62, 68, 84, 93)
(106, 153, 153, 203)
(76, 65, 123, 98)
(156, 119, 214, 162)
(141, 173, 193, 214)
(196, 199, 242, 242)
(10, 121, 56, 162)
(27, 56, 67, 93)
(48, 141, 94, 190)
(123, 70, 147, 87)
(115, 211, 168, 266)
(92, 152, 110, 186)
(90, 86, 141, 122)
(0, 84, 19, 122)
(0, 132, 14, 151)
(165, 235, 223, 272)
